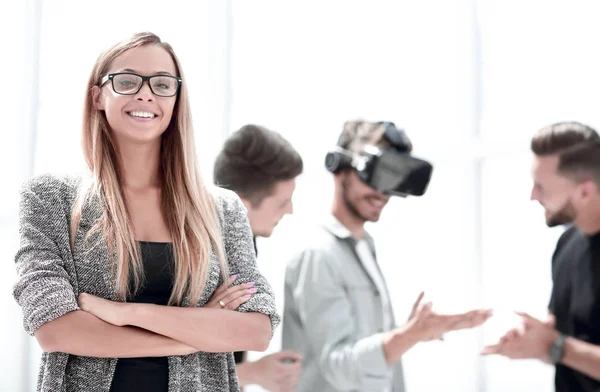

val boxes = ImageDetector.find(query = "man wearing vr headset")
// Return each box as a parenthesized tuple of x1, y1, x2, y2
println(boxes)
(281, 120, 493, 392)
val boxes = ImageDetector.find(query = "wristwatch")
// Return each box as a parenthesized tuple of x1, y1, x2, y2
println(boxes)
(549, 333, 567, 365)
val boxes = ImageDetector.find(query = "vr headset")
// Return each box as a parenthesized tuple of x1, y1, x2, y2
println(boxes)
(324, 122, 433, 197)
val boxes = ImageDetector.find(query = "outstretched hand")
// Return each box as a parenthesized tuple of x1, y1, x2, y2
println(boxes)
(481, 311, 559, 361)
(408, 291, 493, 342)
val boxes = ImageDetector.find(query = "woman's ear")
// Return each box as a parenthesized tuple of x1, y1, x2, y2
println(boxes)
(92, 85, 104, 111)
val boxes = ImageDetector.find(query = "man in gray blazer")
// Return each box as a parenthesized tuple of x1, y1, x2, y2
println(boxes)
(282, 120, 493, 392)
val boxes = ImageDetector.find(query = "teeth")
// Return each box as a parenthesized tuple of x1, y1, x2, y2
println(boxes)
(129, 111, 155, 118)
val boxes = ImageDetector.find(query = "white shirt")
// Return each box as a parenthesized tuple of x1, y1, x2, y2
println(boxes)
(325, 216, 397, 392)
(355, 239, 394, 392)
(355, 240, 394, 332)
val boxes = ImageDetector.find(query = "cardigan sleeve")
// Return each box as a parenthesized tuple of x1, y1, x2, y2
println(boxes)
(213, 187, 281, 338)
(12, 174, 79, 336)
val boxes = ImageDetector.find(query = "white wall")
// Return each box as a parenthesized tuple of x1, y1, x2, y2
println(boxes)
(3, 1, 600, 391)
(0, 0, 42, 391)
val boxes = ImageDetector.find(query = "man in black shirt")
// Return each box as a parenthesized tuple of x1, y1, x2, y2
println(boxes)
(213, 124, 304, 391)
(482, 122, 600, 391)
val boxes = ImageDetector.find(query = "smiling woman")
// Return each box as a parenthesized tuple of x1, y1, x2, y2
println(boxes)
(92, 45, 180, 146)
(12, 32, 279, 392)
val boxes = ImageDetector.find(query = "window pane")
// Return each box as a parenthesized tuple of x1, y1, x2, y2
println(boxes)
(479, 0, 600, 144)
(231, 0, 479, 149)
(0, 223, 29, 392)
(0, 0, 30, 219)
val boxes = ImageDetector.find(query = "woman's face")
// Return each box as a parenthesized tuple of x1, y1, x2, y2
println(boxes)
(93, 44, 179, 145)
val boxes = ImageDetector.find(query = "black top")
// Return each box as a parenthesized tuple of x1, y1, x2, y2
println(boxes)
(109, 241, 174, 392)
(549, 226, 600, 392)
(234, 236, 258, 365)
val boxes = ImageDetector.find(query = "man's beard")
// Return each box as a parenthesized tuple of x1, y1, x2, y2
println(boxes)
(546, 198, 577, 227)
(342, 177, 370, 223)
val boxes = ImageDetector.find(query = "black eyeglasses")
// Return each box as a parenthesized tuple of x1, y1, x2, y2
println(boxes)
(100, 72, 182, 97)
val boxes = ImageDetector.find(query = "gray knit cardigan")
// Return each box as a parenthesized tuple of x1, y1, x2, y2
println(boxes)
(12, 173, 280, 392)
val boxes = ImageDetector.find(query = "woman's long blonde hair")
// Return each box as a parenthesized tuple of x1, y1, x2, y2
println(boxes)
(70, 32, 228, 306)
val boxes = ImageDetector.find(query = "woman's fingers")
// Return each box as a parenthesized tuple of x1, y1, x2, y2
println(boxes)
(220, 284, 257, 309)
(212, 275, 238, 297)
(224, 293, 253, 310)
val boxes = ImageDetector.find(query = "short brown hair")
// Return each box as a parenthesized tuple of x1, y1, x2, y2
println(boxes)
(558, 140, 600, 187)
(214, 124, 303, 206)
(531, 121, 599, 156)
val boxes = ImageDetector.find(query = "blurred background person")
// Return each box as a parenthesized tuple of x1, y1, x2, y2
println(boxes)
(282, 120, 492, 392)
(482, 123, 600, 392)
(214, 124, 304, 392)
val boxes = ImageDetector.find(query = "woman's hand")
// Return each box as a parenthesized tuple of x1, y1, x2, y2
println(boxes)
(77, 275, 257, 328)
(78, 293, 130, 326)
(205, 275, 256, 310)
